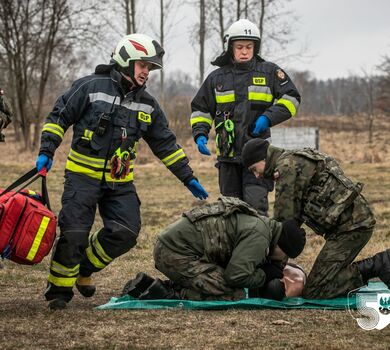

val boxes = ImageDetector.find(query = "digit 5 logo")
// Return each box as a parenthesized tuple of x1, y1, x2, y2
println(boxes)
(348, 288, 390, 330)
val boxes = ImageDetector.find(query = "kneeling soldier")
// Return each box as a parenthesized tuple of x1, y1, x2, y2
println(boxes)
(0, 88, 13, 142)
(123, 196, 306, 301)
(241, 138, 389, 299)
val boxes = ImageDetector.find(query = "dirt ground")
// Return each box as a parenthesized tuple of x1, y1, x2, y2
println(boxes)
(1, 115, 390, 349)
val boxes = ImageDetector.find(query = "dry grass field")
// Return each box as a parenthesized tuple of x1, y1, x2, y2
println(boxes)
(1, 115, 390, 349)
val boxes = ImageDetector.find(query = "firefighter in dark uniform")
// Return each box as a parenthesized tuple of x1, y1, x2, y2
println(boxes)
(241, 138, 390, 299)
(0, 88, 13, 142)
(190, 19, 301, 215)
(36, 33, 209, 310)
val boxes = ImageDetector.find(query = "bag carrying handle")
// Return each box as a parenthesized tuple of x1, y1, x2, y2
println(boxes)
(0, 167, 51, 210)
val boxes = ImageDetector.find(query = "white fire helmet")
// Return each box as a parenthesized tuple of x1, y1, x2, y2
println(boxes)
(224, 19, 261, 53)
(112, 33, 164, 71)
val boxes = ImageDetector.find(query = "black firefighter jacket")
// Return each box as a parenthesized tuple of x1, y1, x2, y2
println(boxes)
(190, 57, 301, 163)
(39, 66, 194, 183)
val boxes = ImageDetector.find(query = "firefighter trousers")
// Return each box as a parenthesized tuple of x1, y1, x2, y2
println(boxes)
(45, 172, 141, 302)
(217, 161, 274, 216)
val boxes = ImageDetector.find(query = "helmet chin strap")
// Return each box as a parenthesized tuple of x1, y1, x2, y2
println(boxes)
(118, 61, 142, 91)
(120, 72, 140, 91)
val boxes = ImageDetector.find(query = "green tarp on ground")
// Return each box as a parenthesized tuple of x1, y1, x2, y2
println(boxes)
(97, 282, 389, 310)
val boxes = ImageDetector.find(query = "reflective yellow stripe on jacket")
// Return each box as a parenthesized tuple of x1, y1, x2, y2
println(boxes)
(42, 123, 65, 140)
(275, 94, 300, 117)
(66, 148, 134, 182)
(190, 111, 213, 127)
(161, 149, 186, 167)
(248, 86, 274, 103)
(215, 89, 235, 104)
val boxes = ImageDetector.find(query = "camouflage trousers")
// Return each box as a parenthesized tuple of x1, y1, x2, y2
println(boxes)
(302, 226, 373, 299)
(153, 239, 245, 301)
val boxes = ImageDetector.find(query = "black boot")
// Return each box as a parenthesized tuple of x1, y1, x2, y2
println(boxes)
(121, 272, 155, 298)
(48, 299, 67, 310)
(355, 249, 390, 288)
(138, 278, 180, 300)
(76, 275, 96, 298)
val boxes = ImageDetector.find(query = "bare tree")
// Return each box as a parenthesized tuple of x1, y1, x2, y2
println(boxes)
(210, 0, 299, 60)
(122, 0, 137, 34)
(157, 0, 177, 104)
(360, 69, 381, 144)
(251, 0, 297, 58)
(236, 0, 241, 20)
(0, 0, 102, 149)
(257, 0, 266, 54)
(377, 55, 390, 114)
(217, 0, 225, 51)
(199, 0, 206, 84)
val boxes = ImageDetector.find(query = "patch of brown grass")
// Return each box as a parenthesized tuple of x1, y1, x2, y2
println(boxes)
(1, 115, 390, 349)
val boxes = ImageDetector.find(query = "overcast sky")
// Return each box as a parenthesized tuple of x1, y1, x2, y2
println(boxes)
(157, 0, 390, 81)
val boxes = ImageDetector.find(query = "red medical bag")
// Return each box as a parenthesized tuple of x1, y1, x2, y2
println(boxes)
(0, 168, 56, 265)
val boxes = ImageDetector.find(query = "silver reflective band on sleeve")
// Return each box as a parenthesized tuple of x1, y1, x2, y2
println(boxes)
(190, 111, 213, 127)
(161, 149, 186, 167)
(274, 94, 300, 117)
(42, 123, 65, 139)
(89, 92, 120, 105)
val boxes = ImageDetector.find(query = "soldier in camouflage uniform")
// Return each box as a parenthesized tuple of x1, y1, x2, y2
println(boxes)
(241, 138, 390, 299)
(122, 196, 306, 301)
(0, 89, 13, 142)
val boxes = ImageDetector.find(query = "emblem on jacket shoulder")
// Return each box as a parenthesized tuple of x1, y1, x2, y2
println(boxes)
(276, 69, 286, 81)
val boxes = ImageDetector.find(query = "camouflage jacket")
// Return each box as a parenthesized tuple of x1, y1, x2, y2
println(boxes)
(0, 94, 13, 129)
(264, 146, 375, 235)
(158, 197, 283, 289)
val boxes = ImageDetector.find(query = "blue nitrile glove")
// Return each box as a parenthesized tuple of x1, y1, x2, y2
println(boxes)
(36, 154, 53, 172)
(186, 179, 209, 200)
(195, 135, 211, 156)
(252, 115, 270, 135)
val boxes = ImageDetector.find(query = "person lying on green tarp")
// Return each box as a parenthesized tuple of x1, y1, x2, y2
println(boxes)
(121, 196, 306, 301)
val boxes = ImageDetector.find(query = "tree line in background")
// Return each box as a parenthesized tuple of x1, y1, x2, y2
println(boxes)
(0, 0, 389, 149)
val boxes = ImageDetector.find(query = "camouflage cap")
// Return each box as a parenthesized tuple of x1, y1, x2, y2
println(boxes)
(241, 138, 269, 168)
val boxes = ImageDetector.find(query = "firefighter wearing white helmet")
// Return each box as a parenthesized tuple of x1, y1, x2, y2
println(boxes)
(36, 33, 208, 310)
(223, 18, 261, 53)
(190, 19, 301, 215)
(112, 33, 164, 87)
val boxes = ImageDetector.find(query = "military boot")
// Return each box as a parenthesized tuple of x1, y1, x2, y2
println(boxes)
(355, 249, 390, 288)
(121, 272, 155, 298)
(138, 278, 180, 300)
(76, 275, 96, 297)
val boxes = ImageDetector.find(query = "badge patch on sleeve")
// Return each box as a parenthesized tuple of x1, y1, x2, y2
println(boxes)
(138, 111, 151, 124)
(253, 77, 266, 85)
(276, 69, 287, 81)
